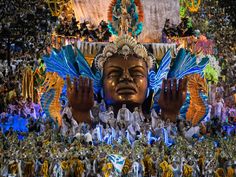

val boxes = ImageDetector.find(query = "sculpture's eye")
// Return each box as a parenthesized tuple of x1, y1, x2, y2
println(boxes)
(107, 70, 121, 78)
(130, 68, 145, 78)
(131, 71, 144, 77)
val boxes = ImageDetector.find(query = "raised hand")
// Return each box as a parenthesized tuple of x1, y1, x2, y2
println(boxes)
(158, 78, 188, 122)
(66, 75, 94, 125)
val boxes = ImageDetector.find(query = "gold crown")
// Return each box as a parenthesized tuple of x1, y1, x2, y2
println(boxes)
(94, 35, 155, 72)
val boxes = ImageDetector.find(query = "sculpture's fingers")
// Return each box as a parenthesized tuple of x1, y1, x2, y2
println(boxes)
(159, 79, 166, 101)
(89, 78, 94, 95)
(167, 79, 171, 100)
(178, 79, 183, 99)
(89, 79, 94, 103)
(78, 76, 83, 100)
(172, 78, 177, 99)
(178, 78, 188, 104)
(158, 79, 167, 106)
(182, 77, 188, 93)
(73, 77, 78, 94)
(181, 78, 188, 103)
(66, 75, 72, 90)
(163, 79, 167, 93)
(83, 77, 89, 99)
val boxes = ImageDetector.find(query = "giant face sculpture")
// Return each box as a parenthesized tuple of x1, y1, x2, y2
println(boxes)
(94, 35, 155, 109)
(103, 54, 148, 106)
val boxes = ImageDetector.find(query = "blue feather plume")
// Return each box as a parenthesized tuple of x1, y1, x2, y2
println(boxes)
(43, 45, 102, 95)
(149, 49, 172, 94)
(43, 46, 79, 80)
(168, 48, 209, 79)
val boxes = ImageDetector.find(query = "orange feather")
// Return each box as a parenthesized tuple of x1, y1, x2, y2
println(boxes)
(108, 0, 118, 21)
(134, 0, 144, 22)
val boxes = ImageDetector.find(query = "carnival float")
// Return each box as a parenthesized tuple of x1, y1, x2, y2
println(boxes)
(33, 0, 219, 126)
(17, 0, 230, 176)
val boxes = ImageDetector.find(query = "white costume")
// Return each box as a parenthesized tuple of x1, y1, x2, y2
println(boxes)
(84, 132, 93, 143)
(106, 110, 116, 127)
(151, 109, 160, 129)
(132, 109, 144, 124)
(117, 106, 132, 125)
(61, 106, 78, 135)
(204, 104, 212, 122)
(214, 101, 224, 118)
(184, 126, 200, 140)
(127, 122, 140, 142)
(62, 106, 72, 119)
(99, 112, 109, 124)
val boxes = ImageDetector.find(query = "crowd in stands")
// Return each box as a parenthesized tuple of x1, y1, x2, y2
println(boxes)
(190, 0, 236, 82)
(0, 0, 55, 115)
(208, 83, 236, 125)
(0, 0, 56, 77)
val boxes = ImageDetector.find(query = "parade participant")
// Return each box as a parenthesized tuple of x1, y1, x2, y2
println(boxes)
(151, 108, 161, 129)
(107, 106, 116, 128)
(127, 119, 140, 142)
(213, 96, 224, 119)
(33, 101, 41, 118)
(132, 107, 145, 125)
(184, 123, 201, 140)
(61, 114, 73, 136)
(90, 101, 100, 128)
(117, 104, 133, 127)
(99, 106, 115, 128)
(29, 108, 37, 120)
(61, 104, 78, 135)
(98, 110, 109, 129)
(204, 101, 213, 122)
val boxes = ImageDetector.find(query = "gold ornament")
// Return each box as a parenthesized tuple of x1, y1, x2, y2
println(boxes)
(45, 0, 65, 16)
(42, 160, 49, 177)
(102, 163, 113, 177)
(185, 0, 201, 13)
(159, 160, 174, 177)
(214, 168, 225, 177)
(75, 160, 85, 177)
(183, 164, 193, 177)
(22, 67, 34, 101)
(122, 158, 132, 175)
(227, 167, 235, 177)
(61, 160, 69, 171)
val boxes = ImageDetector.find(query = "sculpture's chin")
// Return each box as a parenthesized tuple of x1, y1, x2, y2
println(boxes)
(105, 97, 145, 112)
(105, 95, 145, 105)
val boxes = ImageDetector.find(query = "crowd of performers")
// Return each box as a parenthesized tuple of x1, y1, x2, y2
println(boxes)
(0, 83, 236, 176)
(162, 17, 193, 39)
(55, 13, 112, 42)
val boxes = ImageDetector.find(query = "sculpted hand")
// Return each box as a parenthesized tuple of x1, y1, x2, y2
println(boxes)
(158, 78, 188, 122)
(67, 75, 94, 124)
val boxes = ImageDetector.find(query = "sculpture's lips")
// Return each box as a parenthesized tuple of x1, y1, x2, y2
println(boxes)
(116, 86, 137, 94)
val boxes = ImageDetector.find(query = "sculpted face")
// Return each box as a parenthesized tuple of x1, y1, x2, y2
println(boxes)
(103, 54, 148, 107)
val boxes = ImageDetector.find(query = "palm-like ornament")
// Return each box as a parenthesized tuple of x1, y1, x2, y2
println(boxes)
(45, 0, 66, 16)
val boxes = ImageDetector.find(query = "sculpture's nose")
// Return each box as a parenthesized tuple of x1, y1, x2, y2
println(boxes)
(119, 69, 133, 82)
